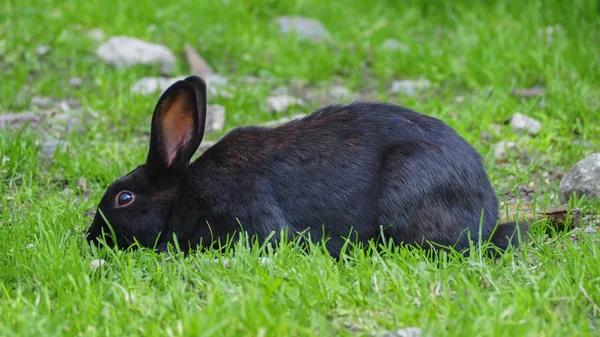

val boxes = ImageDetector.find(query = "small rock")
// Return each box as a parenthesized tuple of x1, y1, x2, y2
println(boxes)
(36, 45, 51, 56)
(490, 123, 502, 135)
(492, 141, 518, 160)
(46, 109, 82, 130)
(275, 16, 332, 42)
(480, 131, 493, 143)
(69, 77, 83, 88)
(96, 36, 177, 75)
(205, 74, 229, 87)
(206, 75, 233, 98)
(87, 29, 105, 41)
(26, 243, 35, 249)
(377, 327, 422, 337)
(205, 73, 228, 83)
(271, 86, 289, 96)
(329, 85, 359, 102)
(290, 78, 309, 90)
(90, 259, 106, 272)
(267, 95, 305, 113)
(572, 139, 592, 148)
(41, 139, 67, 157)
(205, 105, 226, 134)
(58, 98, 81, 110)
(130, 76, 185, 95)
(510, 113, 541, 135)
(184, 43, 214, 78)
(57, 101, 71, 112)
(511, 87, 545, 98)
(78, 177, 89, 194)
(584, 225, 596, 234)
(390, 79, 431, 96)
(0, 112, 41, 130)
(455, 95, 465, 103)
(381, 39, 410, 53)
(559, 153, 600, 203)
(263, 113, 307, 127)
(31, 96, 54, 108)
(131, 75, 231, 99)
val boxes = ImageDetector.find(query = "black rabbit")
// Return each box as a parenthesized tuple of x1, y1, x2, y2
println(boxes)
(86, 75, 523, 257)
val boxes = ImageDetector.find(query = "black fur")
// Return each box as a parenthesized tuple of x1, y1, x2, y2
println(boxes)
(86, 75, 524, 257)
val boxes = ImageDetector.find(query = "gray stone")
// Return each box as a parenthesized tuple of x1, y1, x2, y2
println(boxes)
(131, 75, 231, 98)
(376, 327, 422, 337)
(30, 96, 54, 108)
(510, 113, 541, 135)
(276, 16, 332, 42)
(329, 85, 359, 102)
(58, 99, 81, 112)
(69, 77, 83, 88)
(30, 97, 81, 111)
(96, 36, 177, 75)
(46, 111, 82, 133)
(40, 139, 68, 157)
(207, 78, 233, 99)
(130, 76, 185, 95)
(390, 79, 431, 96)
(205, 104, 226, 134)
(490, 123, 502, 135)
(90, 259, 106, 272)
(205, 74, 229, 88)
(0, 112, 41, 130)
(492, 141, 518, 160)
(36, 45, 50, 56)
(271, 86, 289, 96)
(559, 153, 600, 202)
(267, 95, 304, 113)
(381, 39, 410, 53)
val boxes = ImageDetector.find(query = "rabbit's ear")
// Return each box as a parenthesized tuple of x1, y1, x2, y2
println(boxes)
(146, 76, 207, 174)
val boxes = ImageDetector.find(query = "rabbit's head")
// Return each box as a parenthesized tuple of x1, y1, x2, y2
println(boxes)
(86, 76, 207, 249)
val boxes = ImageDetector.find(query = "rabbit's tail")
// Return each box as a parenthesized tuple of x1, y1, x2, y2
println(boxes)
(489, 221, 530, 250)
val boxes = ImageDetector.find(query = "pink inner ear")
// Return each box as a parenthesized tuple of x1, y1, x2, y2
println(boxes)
(160, 93, 195, 167)
(165, 130, 193, 167)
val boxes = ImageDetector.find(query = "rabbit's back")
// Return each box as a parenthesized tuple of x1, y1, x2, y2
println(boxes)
(182, 102, 498, 253)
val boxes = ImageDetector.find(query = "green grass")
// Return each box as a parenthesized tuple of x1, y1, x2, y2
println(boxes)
(2, 0, 600, 336)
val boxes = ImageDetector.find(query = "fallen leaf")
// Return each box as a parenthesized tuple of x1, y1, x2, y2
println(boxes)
(539, 204, 582, 230)
(184, 43, 214, 78)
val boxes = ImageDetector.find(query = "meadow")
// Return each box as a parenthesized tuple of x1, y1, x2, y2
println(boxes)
(1, 0, 600, 336)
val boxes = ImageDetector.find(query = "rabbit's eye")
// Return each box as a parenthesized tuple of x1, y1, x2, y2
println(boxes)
(117, 191, 135, 206)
